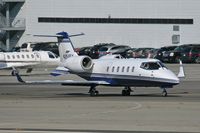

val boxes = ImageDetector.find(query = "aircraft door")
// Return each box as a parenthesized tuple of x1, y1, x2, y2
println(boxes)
(105, 62, 114, 83)
(0, 53, 5, 61)
(0, 53, 6, 68)
(34, 52, 41, 62)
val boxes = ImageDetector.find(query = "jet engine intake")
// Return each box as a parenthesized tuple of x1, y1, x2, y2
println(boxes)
(63, 56, 93, 72)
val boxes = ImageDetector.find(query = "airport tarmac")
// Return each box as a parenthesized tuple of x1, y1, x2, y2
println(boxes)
(0, 64, 200, 133)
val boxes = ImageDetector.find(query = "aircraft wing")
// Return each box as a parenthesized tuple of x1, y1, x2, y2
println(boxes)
(13, 67, 109, 86)
(0, 62, 39, 70)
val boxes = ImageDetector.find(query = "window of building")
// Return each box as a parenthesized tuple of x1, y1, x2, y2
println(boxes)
(26, 55, 30, 58)
(173, 25, 180, 31)
(172, 34, 180, 44)
(12, 55, 15, 59)
(17, 55, 20, 59)
(22, 55, 25, 58)
(38, 17, 193, 25)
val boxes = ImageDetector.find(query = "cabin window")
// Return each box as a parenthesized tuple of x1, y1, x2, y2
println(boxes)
(31, 54, 34, 58)
(106, 67, 109, 72)
(117, 67, 120, 72)
(132, 67, 135, 72)
(122, 66, 125, 72)
(17, 55, 20, 59)
(36, 54, 40, 58)
(112, 67, 115, 72)
(12, 55, 15, 59)
(26, 55, 30, 58)
(48, 52, 55, 58)
(140, 62, 161, 70)
(7, 55, 10, 59)
(22, 55, 25, 58)
(127, 67, 130, 72)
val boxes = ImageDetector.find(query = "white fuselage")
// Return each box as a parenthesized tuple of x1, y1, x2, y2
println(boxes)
(77, 58, 179, 87)
(0, 51, 60, 70)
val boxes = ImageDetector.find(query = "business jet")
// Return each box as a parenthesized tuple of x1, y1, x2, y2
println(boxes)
(0, 51, 60, 74)
(13, 31, 185, 97)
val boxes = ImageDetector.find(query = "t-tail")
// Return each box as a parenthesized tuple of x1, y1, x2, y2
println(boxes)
(34, 31, 84, 63)
(56, 32, 82, 62)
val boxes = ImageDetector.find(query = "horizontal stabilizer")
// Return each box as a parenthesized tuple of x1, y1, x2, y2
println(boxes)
(50, 66, 70, 76)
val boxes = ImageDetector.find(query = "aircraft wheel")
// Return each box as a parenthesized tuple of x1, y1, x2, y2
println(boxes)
(122, 90, 130, 96)
(162, 90, 168, 97)
(90, 90, 99, 96)
(11, 69, 18, 76)
(122, 90, 126, 96)
(90, 90, 96, 96)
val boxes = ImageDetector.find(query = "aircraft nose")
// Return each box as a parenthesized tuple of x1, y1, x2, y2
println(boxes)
(167, 70, 180, 84)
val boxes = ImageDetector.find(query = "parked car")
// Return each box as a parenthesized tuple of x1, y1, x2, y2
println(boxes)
(31, 42, 59, 56)
(78, 46, 93, 56)
(98, 45, 131, 57)
(168, 44, 200, 63)
(113, 48, 136, 58)
(155, 46, 177, 62)
(89, 43, 116, 59)
(148, 48, 159, 58)
(132, 48, 154, 58)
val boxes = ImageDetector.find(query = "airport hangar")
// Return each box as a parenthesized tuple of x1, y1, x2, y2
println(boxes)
(0, 0, 200, 51)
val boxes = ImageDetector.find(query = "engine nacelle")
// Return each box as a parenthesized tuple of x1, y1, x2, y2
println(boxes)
(63, 56, 93, 72)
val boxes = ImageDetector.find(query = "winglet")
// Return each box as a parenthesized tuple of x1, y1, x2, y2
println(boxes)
(178, 60, 185, 79)
(12, 67, 25, 83)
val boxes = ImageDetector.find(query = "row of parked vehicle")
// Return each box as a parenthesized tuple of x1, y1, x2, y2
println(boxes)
(76, 43, 200, 63)
(2, 42, 200, 63)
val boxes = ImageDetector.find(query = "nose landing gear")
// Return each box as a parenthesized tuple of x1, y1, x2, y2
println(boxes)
(161, 88, 168, 97)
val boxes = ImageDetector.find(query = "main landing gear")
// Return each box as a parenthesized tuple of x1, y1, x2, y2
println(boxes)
(89, 86, 99, 96)
(122, 86, 133, 96)
(161, 88, 168, 97)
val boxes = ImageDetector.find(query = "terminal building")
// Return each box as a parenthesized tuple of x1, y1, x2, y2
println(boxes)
(0, 0, 200, 51)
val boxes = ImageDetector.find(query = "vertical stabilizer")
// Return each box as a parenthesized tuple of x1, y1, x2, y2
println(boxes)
(56, 32, 78, 62)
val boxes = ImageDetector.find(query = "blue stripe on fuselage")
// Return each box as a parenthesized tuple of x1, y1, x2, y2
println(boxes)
(77, 73, 179, 87)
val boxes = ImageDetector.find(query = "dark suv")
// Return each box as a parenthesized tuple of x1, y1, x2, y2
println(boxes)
(89, 43, 116, 59)
(168, 44, 200, 63)
(155, 46, 177, 62)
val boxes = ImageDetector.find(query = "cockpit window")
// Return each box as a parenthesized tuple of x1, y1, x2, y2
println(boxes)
(158, 61, 167, 69)
(140, 62, 161, 70)
(48, 52, 55, 58)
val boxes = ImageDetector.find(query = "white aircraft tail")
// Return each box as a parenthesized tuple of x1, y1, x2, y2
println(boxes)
(56, 32, 78, 62)
(34, 32, 84, 62)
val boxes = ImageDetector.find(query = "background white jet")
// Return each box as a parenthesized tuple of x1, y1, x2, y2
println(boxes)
(0, 51, 60, 75)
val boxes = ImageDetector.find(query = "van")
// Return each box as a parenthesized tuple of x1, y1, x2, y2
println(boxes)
(169, 44, 200, 63)
(20, 42, 38, 52)
(20, 42, 59, 56)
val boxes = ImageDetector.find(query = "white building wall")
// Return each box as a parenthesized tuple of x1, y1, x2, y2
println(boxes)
(17, 0, 200, 48)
